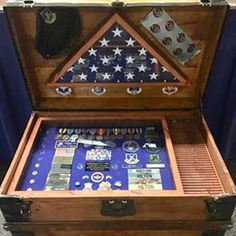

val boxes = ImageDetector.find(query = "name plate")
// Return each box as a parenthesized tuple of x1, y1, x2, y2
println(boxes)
(85, 162, 110, 171)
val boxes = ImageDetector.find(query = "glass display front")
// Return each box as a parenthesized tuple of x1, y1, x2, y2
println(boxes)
(18, 121, 175, 191)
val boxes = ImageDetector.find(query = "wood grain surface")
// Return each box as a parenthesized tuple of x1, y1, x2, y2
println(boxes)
(5, 6, 227, 110)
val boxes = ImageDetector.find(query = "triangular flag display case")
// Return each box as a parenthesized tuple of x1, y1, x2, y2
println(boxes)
(49, 14, 186, 86)
(1, 2, 236, 236)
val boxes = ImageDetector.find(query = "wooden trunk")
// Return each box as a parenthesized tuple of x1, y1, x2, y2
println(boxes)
(1, 1, 235, 236)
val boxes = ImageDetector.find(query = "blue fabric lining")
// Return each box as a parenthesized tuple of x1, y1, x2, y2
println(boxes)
(203, 9, 236, 160)
(0, 13, 32, 163)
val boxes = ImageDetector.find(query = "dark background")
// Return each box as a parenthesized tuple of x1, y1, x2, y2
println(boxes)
(0, 9, 236, 165)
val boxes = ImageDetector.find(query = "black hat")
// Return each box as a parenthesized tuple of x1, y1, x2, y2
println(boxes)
(35, 7, 81, 59)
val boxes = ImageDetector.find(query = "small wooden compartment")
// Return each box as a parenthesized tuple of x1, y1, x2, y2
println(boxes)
(1, 2, 235, 236)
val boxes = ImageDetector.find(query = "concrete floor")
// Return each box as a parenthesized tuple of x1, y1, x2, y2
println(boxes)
(0, 161, 236, 236)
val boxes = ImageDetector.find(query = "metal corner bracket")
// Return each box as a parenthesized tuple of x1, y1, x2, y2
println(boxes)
(0, 195, 31, 222)
(200, 0, 227, 6)
(205, 194, 236, 221)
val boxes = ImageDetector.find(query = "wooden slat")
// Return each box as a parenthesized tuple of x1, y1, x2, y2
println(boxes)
(200, 116, 235, 193)
(168, 119, 226, 195)
(174, 144, 224, 194)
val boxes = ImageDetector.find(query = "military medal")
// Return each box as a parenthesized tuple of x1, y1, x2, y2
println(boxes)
(122, 140, 140, 153)
(91, 172, 104, 183)
(70, 134, 79, 142)
(55, 134, 63, 140)
(98, 181, 112, 190)
(59, 128, 67, 134)
(98, 128, 105, 136)
(124, 153, 140, 165)
(121, 128, 127, 135)
(62, 135, 70, 140)
(85, 148, 112, 161)
(83, 182, 93, 190)
(114, 181, 122, 188)
(114, 128, 118, 135)
(89, 128, 97, 139)
(67, 128, 74, 135)
(104, 176, 111, 181)
(143, 143, 160, 153)
(133, 128, 140, 139)
(82, 175, 89, 180)
(75, 128, 81, 134)
(149, 153, 161, 163)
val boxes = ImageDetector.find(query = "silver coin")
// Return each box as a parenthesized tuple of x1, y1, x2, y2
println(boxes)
(29, 179, 35, 184)
(27, 188, 32, 191)
(122, 140, 140, 152)
(32, 171, 38, 176)
(35, 163, 40, 168)
(75, 181, 81, 187)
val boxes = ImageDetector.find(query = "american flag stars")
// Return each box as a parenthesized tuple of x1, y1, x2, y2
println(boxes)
(112, 27, 123, 37)
(78, 57, 85, 64)
(126, 56, 135, 64)
(59, 22, 178, 84)
(138, 64, 146, 72)
(78, 73, 87, 81)
(88, 48, 97, 56)
(113, 47, 122, 56)
(114, 64, 122, 72)
(90, 65, 98, 73)
(99, 37, 110, 47)
(125, 37, 136, 47)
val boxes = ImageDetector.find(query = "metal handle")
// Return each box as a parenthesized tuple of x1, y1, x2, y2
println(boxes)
(101, 200, 136, 217)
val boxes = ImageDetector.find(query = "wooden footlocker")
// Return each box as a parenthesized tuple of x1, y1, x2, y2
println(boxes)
(1, 1, 236, 236)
